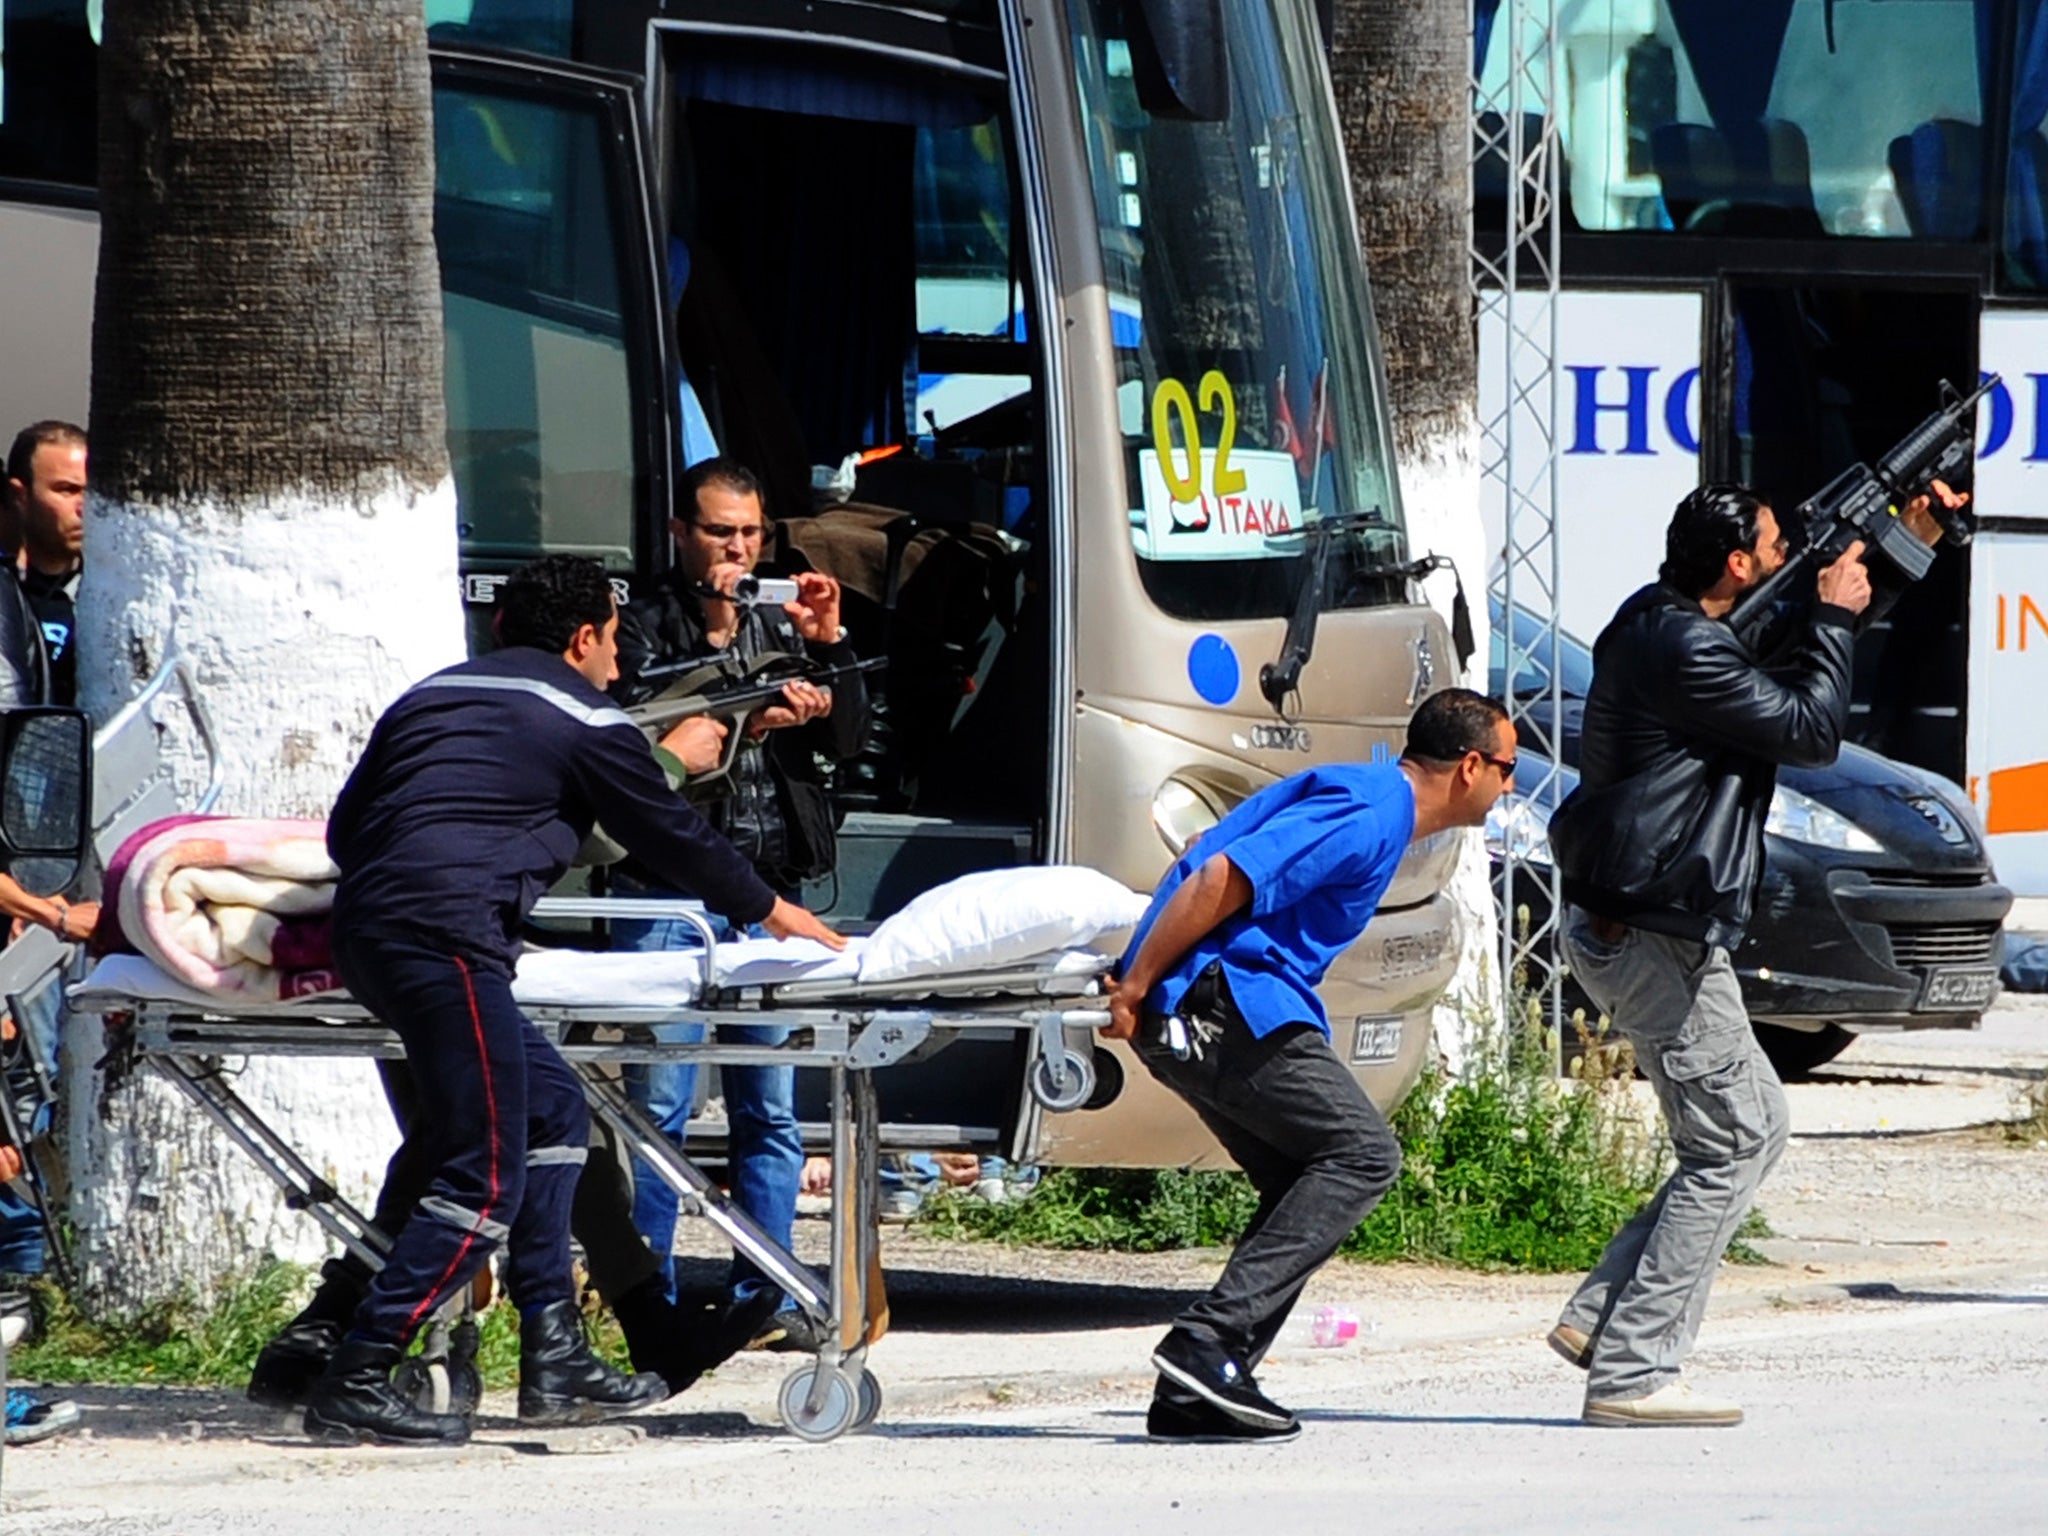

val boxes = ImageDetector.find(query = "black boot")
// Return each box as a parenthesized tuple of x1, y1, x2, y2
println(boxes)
(248, 1314, 344, 1409)
(249, 1263, 368, 1409)
(303, 1338, 472, 1446)
(517, 1299, 668, 1425)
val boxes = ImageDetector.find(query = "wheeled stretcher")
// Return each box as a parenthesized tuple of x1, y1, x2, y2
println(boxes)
(69, 907, 1113, 1441)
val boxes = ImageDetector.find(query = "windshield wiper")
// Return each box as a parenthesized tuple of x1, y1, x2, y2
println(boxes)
(1258, 512, 1466, 715)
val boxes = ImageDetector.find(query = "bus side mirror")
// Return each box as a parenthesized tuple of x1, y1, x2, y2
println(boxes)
(1131, 0, 1231, 123)
(0, 708, 92, 898)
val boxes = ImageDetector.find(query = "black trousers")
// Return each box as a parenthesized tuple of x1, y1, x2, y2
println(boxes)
(334, 931, 590, 1346)
(303, 1059, 660, 1325)
(1135, 968, 1401, 1368)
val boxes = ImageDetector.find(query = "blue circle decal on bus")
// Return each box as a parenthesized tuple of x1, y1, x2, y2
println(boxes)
(1188, 634, 1239, 706)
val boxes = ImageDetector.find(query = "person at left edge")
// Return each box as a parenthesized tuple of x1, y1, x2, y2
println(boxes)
(304, 554, 845, 1447)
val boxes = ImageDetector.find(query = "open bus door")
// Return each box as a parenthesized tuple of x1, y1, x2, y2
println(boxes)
(428, 46, 679, 652)
(1708, 277, 1980, 784)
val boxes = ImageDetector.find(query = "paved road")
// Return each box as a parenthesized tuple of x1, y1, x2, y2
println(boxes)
(6, 997, 2047, 1533)
(11, 1277, 2048, 1536)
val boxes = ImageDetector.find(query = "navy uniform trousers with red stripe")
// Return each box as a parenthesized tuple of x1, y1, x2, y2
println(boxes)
(333, 927, 589, 1346)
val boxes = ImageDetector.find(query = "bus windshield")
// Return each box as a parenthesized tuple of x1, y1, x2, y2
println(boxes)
(1065, 0, 1407, 624)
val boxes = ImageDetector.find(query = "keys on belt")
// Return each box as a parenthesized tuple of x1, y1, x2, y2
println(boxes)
(1164, 1013, 1222, 1062)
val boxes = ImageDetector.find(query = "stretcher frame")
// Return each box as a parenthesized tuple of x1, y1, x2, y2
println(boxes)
(72, 652, 1113, 1440)
(74, 906, 1110, 1442)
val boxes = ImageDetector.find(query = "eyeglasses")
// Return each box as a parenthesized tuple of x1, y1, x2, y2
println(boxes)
(1477, 753, 1517, 778)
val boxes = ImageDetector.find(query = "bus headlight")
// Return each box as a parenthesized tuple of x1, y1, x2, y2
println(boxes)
(1765, 785, 1882, 853)
(1152, 774, 1232, 856)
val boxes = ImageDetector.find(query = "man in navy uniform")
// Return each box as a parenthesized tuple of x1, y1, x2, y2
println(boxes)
(1105, 688, 1517, 1443)
(304, 554, 842, 1445)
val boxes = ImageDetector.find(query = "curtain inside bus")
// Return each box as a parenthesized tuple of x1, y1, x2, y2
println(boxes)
(1667, 0, 1794, 130)
(1987, 0, 2048, 285)
(672, 53, 987, 487)
(1474, 0, 1501, 73)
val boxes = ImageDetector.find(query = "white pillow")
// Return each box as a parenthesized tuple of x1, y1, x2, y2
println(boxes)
(857, 865, 1151, 983)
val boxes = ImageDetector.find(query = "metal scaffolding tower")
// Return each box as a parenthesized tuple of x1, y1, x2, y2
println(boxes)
(1472, 0, 1567, 1029)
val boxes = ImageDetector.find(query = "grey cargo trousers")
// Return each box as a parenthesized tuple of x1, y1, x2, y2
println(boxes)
(1558, 907, 1790, 1403)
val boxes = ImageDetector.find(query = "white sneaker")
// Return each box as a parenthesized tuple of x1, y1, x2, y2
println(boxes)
(972, 1176, 1009, 1205)
(0, 1314, 26, 1349)
(1584, 1380, 1743, 1427)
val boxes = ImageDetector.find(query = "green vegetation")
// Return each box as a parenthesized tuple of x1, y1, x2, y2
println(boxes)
(11, 1259, 309, 1386)
(925, 1000, 1672, 1274)
(9, 1262, 629, 1390)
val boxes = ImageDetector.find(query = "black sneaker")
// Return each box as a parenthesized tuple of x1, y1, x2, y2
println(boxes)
(1148, 1329, 1294, 1429)
(1146, 1390, 1300, 1444)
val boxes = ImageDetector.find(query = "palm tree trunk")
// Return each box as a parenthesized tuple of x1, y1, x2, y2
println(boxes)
(69, 0, 463, 1313)
(1331, 0, 1500, 1068)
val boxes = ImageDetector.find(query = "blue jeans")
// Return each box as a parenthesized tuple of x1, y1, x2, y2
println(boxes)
(614, 912, 801, 1310)
(1, 979, 64, 1277)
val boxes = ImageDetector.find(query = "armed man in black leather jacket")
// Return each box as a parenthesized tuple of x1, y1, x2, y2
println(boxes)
(1543, 478, 1962, 1429)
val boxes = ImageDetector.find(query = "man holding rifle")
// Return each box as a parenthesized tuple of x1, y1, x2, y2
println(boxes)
(611, 456, 870, 1356)
(1547, 470, 1965, 1428)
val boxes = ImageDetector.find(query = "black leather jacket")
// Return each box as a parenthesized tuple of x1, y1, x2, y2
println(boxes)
(0, 566, 50, 707)
(1548, 582, 1857, 950)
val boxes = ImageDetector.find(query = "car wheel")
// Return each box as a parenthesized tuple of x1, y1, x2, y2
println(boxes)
(1754, 1022, 1855, 1079)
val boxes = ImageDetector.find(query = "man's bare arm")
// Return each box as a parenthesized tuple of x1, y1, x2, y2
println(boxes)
(1103, 853, 1253, 1040)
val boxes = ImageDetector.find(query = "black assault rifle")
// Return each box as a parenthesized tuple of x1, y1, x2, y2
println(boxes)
(1728, 375, 1994, 650)
(625, 651, 885, 785)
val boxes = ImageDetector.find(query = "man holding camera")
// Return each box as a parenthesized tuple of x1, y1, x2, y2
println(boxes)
(1547, 478, 1962, 1428)
(611, 456, 868, 1354)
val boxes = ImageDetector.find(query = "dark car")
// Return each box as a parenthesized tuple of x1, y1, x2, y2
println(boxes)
(1486, 600, 2013, 1075)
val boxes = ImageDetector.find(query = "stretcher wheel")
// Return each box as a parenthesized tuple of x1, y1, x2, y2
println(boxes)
(392, 1356, 453, 1416)
(1030, 1049, 1096, 1113)
(853, 1368, 882, 1432)
(778, 1363, 859, 1443)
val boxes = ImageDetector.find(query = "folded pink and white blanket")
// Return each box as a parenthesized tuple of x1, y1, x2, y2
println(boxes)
(102, 816, 342, 1002)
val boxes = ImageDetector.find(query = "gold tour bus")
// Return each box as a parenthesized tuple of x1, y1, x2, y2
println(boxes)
(0, 0, 1463, 1167)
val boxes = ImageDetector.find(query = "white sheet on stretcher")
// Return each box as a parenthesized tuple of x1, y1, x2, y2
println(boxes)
(73, 936, 1109, 1013)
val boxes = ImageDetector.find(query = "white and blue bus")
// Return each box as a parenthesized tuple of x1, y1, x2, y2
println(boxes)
(1476, 0, 2048, 894)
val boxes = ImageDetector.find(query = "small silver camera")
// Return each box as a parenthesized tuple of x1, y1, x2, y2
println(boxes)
(732, 574, 801, 606)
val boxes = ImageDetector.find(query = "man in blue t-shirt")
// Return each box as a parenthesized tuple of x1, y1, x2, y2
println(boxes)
(1107, 688, 1517, 1443)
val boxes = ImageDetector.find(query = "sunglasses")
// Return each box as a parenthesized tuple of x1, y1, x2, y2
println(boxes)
(1476, 752, 1517, 778)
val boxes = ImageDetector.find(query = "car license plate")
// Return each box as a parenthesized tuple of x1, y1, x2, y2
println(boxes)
(1919, 966, 2000, 1010)
(1350, 1015, 1404, 1065)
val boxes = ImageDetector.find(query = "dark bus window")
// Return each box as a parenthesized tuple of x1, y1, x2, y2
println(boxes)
(914, 117, 1032, 436)
(0, 0, 98, 190)
(1477, 0, 1980, 240)
(434, 84, 635, 571)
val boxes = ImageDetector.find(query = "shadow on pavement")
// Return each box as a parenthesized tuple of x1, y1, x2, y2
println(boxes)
(1298, 1408, 1583, 1430)
(676, 1257, 1206, 1333)
(1844, 1282, 2048, 1306)
(30, 1385, 290, 1442)
(875, 1419, 1144, 1444)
